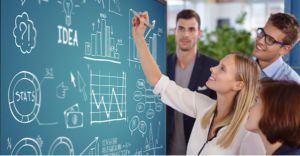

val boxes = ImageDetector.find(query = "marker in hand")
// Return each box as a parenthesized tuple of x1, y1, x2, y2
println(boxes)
(130, 9, 154, 29)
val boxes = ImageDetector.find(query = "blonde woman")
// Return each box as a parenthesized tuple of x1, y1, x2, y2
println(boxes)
(132, 12, 265, 155)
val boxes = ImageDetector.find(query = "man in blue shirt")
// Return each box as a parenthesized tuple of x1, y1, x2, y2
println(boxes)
(253, 13, 300, 83)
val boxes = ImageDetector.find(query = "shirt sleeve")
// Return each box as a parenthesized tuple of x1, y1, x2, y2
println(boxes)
(239, 132, 266, 155)
(153, 75, 216, 118)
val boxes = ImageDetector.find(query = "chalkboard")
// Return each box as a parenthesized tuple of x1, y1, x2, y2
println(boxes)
(1, 0, 166, 155)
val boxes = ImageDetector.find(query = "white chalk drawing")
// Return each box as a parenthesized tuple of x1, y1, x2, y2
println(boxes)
(129, 116, 139, 136)
(38, 0, 48, 5)
(8, 71, 41, 123)
(63, 0, 73, 26)
(157, 27, 163, 37)
(36, 135, 43, 148)
(145, 20, 156, 39)
(40, 68, 54, 86)
(71, 72, 76, 87)
(133, 79, 163, 119)
(57, 0, 80, 26)
(133, 91, 143, 101)
(21, 0, 26, 6)
(78, 71, 87, 101)
(64, 104, 83, 128)
(144, 122, 163, 155)
(90, 70, 126, 124)
(128, 10, 157, 68)
(11, 138, 42, 155)
(129, 116, 148, 137)
(13, 12, 37, 54)
(136, 102, 145, 113)
(102, 138, 131, 155)
(56, 82, 69, 99)
(134, 148, 143, 156)
(7, 137, 12, 150)
(48, 137, 74, 155)
(84, 18, 123, 64)
(138, 121, 147, 137)
(80, 137, 99, 156)
(109, 0, 122, 16)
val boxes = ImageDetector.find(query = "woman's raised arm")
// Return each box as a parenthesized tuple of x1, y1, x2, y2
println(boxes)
(132, 11, 162, 87)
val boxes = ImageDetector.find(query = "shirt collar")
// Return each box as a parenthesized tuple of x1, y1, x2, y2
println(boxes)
(258, 57, 284, 77)
(273, 144, 300, 155)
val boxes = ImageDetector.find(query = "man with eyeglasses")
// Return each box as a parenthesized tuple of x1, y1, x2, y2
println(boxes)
(253, 13, 300, 83)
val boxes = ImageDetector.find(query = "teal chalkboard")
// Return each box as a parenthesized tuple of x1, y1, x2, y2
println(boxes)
(1, 0, 166, 155)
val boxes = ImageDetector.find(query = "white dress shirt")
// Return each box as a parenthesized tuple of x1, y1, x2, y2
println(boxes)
(153, 75, 266, 155)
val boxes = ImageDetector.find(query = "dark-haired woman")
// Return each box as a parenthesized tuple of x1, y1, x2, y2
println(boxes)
(246, 78, 300, 155)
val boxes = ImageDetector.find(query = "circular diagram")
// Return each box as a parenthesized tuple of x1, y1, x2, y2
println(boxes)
(8, 71, 41, 123)
(11, 138, 42, 155)
(48, 137, 74, 155)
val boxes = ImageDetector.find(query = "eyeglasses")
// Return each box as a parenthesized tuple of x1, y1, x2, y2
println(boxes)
(256, 28, 287, 46)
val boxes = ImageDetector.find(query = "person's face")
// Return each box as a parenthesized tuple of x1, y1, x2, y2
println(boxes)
(245, 94, 264, 133)
(175, 18, 202, 52)
(206, 54, 243, 94)
(252, 22, 290, 63)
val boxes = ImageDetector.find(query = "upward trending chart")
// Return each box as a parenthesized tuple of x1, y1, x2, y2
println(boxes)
(90, 70, 127, 125)
(84, 18, 123, 64)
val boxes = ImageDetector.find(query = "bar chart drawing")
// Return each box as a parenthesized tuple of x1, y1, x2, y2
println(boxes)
(90, 70, 126, 125)
(84, 19, 123, 64)
(128, 10, 157, 68)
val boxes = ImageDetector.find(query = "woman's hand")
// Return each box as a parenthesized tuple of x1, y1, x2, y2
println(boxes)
(132, 11, 149, 41)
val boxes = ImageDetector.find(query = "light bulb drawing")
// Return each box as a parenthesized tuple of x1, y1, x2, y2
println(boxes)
(63, 0, 73, 26)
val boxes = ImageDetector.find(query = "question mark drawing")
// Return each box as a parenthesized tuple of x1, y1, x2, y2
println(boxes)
(13, 12, 36, 54)
(19, 22, 27, 40)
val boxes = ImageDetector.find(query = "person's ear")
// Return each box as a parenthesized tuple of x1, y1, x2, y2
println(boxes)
(233, 81, 244, 91)
(197, 30, 202, 39)
(279, 45, 291, 55)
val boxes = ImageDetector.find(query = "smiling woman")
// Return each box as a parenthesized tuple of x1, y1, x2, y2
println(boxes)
(131, 11, 265, 155)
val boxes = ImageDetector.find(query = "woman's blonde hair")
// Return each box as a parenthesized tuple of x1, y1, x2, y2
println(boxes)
(201, 52, 261, 148)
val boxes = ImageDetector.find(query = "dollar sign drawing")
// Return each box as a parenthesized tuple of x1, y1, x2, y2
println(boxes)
(72, 114, 78, 125)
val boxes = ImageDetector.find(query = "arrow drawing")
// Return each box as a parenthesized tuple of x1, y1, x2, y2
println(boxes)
(145, 20, 156, 39)
(78, 71, 87, 101)
(71, 72, 76, 87)
(80, 137, 99, 156)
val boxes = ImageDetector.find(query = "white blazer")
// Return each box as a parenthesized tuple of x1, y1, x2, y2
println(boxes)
(153, 75, 265, 155)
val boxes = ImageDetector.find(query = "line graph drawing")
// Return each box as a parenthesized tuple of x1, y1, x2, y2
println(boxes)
(109, 0, 122, 16)
(90, 70, 126, 124)
(144, 122, 163, 155)
(84, 19, 123, 64)
(128, 9, 157, 68)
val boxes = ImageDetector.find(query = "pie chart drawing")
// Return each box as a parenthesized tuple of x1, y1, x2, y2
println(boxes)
(8, 71, 41, 123)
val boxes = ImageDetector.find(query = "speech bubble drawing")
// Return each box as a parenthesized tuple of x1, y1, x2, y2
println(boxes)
(146, 109, 155, 119)
(129, 116, 139, 136)
(136, 79, 145, 89)
(133, 91, 143, 101)
(13, 12, 37, 54)
(138, 121, 147, 137)
(155, 102, 163, 112)
(136, 102, 145, 113)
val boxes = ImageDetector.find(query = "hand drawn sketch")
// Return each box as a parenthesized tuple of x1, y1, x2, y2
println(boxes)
(13, 12, 37, 54)
(90, 70, 126, 124)
(84, 19, 123, 64)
